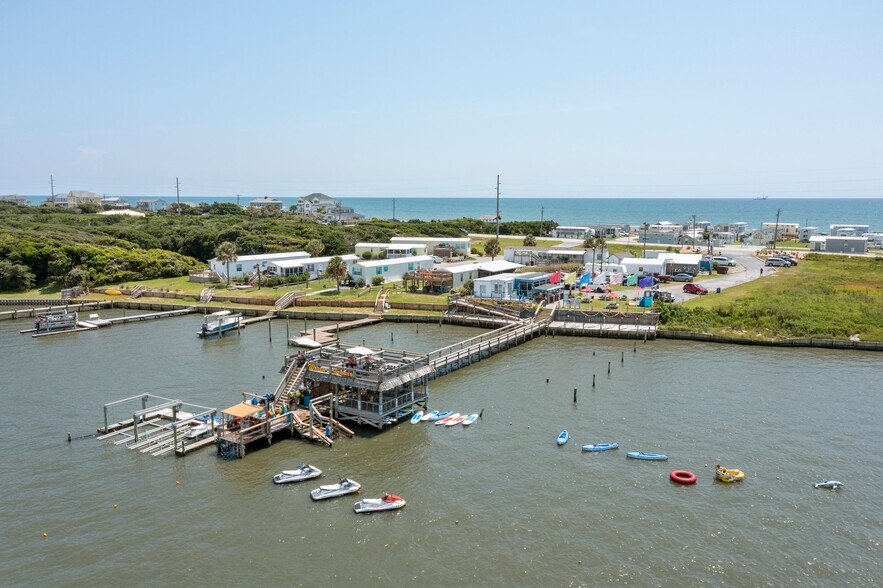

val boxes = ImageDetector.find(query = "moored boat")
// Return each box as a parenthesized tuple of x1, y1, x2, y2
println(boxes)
(310, 478, 361, 501)
(557, 429, 569, 446)
(198, 310, 243, 337)
(353, 493, 406, 513)
(582, 442, 619, 452)
(627, 451, 668, 460)
(184, 422, 212, 440)
(273, 464, 322, 484)
(34, 312, 78, 332)
(813, 480, 844, 489)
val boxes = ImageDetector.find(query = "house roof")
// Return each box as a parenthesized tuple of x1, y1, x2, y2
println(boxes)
(270, 254, 359, 268)
(210, 251, 309, 264)
(473, 260, 523, 272)
(474, 272, 520, 283)
(222, 402, 265, 418)
(97, 210, 146, 217)
(356, 255, 434, 268)
(441, 264, 479, 274)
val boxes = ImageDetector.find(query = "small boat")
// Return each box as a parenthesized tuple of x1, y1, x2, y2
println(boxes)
(557, 430, 569, 446)
(429, 410, 452, 422)
(445, 414, 467, 426)
(421, 410, 439, 422)
(34, 312, 78, 332)
(184, 422, 212, 440)
(461, 414, 479, 426)
(198, 310, 243, 337)
(353, 493, 406, 513)
(410, 411, 424, 424)
(310, 478, 362, 501)
(813, 480, 844, 490)
(716, 467, 745, 482)
(627, 451, 668, 461)
(582, 442, 619, 452)
(272, 464, 322, 484)
(436, 412, 460, 425)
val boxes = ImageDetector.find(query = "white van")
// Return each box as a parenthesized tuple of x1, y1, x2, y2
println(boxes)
(712, 256, 736, 267)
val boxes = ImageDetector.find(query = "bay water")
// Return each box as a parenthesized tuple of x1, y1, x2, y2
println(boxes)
(1, 312, 880, 586)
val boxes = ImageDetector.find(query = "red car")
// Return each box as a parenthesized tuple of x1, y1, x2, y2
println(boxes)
(683, 283, 708, 295)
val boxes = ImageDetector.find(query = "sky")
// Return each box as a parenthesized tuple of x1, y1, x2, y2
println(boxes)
(2, 1, 881, 199)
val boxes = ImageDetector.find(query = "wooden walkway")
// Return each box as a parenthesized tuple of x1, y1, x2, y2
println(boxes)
(293, 314, 383, 346)
(0, 301, 111, 321)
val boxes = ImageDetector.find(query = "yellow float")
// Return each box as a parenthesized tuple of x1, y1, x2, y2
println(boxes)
(105, 289, 122, 295)
(716, 467, 745, 483)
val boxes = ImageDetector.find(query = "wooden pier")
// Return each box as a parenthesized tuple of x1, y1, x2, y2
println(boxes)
(24, 307, 197, 337)
(0, 301, 111, 321)
(291, 313, 384, 346)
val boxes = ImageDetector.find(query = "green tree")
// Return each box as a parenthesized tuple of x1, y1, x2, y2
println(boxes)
(214, 241, 238, 286)
(523, 234, 537, 246)
(0, 260, 35, 291)
(325, 256, 349, 292)
(484, 238, 501, 260)
(306, 239, 325, 258)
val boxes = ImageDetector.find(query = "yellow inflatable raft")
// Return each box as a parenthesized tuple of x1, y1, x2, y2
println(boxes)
(716, 467, 745, 483)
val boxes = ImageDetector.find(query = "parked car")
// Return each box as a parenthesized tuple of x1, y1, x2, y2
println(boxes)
(765, 257, 789, 267)
(671, 273, 695, 282)
(775, 255, 798, 265)
(653, 290, 675, 303)
(683, 283, 708, 295)
(712, 256, 736, 267)
(653, 274, 672, 283)
(432, 256, 444, 264)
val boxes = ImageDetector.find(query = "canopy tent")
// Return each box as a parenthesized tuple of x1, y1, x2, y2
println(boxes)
(346, 346, 375, 356)
(638, 276, 655, 288)
(624, 274, 638, 286)
(222, 402, 265, 418)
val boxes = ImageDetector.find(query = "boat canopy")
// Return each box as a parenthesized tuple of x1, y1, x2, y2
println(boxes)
(221, 402, 264, 418)
(346, 346, 374, 356)
(209, 310, 232, 317)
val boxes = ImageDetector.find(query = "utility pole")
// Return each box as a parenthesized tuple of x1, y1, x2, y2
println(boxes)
(175, 177, 181, 214)
(392, 198, 396, 221)
(50, 175, 55, 199)
(540, 206, 544, 238)
(495, 175, 501, 243)
(772, 208, 781, 249)
(642, 222, 648, 258)
(691, 214, 697, 251)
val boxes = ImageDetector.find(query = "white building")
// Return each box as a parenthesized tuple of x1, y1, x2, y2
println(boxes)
(1, 195, 28, 205)
(798, 227, 818, 243)
(268, 254, 359, 279)
(354, 242, 430, 259)
(351, 255, 434, 284)
(135, 199, 167, 212)
(249, 197, 284, 210)
(208, 251, 310, 278)
(549, 226, 594, 239)
(295, 193, 337, 216)
(761, 222, 800, 239)
(67, 190, 102, 208)
(473, 272, 519, 300)
(504, 246, 596, 267)
(389, 236, 470, 256)
(621, 258, 667, 277)
(809, 236, 868, 254)
(829, 224, 870, 236)
(440, 263, 480, 288)
(472, 259, 524, 276)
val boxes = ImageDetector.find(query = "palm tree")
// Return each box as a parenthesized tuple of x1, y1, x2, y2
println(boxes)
(214, 241, 238, 287)
(306, 239, 325, 258)
(523, 234, 537, 246)
(325, 256, 348, 292)
(484, 238, 501, 261)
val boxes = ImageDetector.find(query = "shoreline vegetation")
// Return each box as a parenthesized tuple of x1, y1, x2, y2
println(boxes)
(0, 202, 880, 343)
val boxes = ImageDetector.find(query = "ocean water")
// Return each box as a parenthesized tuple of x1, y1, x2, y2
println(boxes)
(21, 196, 883, 232)
(0, 312, 881, 586)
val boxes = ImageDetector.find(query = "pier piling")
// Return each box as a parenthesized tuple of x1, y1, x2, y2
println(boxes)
(608, 361, 611, 375)
(573, 388, 577, 403)
(593, 374, 596, 388)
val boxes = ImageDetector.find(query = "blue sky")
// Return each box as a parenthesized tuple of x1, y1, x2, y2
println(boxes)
(2, 1, 881, 198)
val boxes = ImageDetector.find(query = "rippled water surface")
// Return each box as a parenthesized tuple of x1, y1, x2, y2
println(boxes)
(1, 313, 880, 586)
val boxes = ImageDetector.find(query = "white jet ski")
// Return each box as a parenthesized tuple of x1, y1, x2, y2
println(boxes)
(813, 480, 844, 489)
(273, 464, 322, 484)
(310, 478, 362, 501)
(353, 493, 406, 513)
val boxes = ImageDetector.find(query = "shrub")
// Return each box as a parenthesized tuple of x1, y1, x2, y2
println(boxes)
(371, 276, 385, 286)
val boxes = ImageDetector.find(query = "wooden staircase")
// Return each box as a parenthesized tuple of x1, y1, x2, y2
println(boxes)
(275, 290, 298, 310)
(200, 287, 215, 304)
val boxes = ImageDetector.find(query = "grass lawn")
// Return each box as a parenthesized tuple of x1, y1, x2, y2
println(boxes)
(661, 254, 883, 341)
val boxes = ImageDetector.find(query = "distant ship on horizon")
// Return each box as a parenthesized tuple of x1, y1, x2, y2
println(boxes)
(754, 195, 768, 200)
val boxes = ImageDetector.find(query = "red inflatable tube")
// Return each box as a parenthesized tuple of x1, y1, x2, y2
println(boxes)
(670, 470, 697, 485)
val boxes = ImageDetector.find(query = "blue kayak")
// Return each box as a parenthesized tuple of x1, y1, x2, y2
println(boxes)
(557, 430, 569, 446)
(429, 410, 452, 422)
(627, 451, 668, 461)
(582, 442, 619, 452)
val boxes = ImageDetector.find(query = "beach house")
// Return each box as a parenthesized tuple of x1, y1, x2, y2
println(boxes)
(268, 254, 360, 279)
(351, 256, 434, 284)
(208, 251, 310, 278)
(389, 236, 471, 258)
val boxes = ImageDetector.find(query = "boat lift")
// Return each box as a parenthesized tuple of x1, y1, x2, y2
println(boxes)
(98, 393, 218, 457)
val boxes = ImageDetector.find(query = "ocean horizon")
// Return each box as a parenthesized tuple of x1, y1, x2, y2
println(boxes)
(11, 196, 881, 232)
